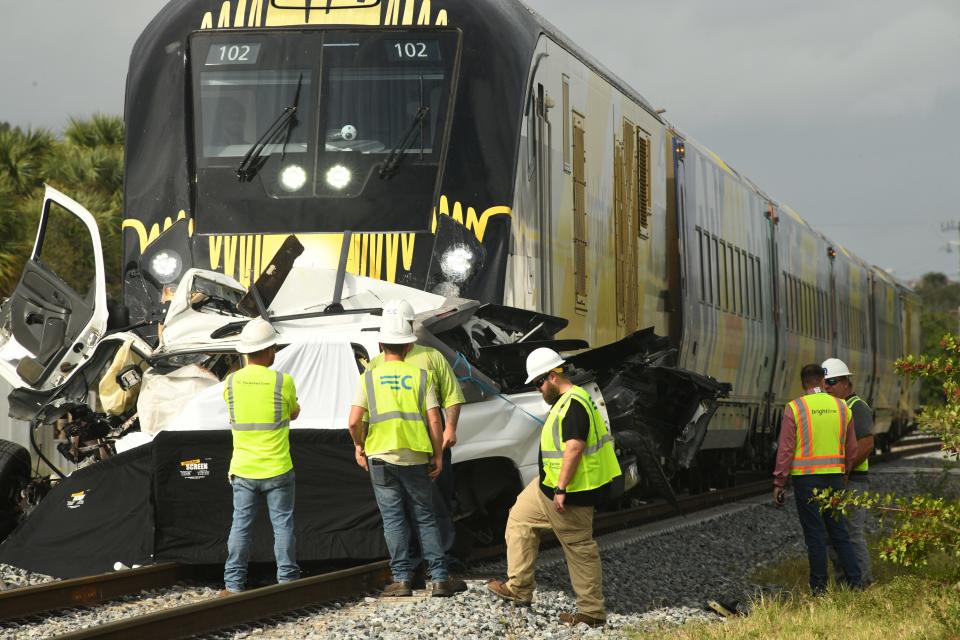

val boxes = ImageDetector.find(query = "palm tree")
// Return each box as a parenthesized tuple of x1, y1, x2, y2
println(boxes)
(0, 116, 125, 298)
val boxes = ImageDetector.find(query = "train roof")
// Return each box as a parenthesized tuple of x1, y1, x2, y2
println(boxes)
(516, 2, 662, 121)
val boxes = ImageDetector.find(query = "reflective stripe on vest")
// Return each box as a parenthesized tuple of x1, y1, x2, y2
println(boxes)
(226, 370, 289, 431)
(224, 366, 294, 480)
(540, 385, 621, 493)
(847, 395, 869, 473)
(363, 362, 434, 457)
(788, 393, 849, 475)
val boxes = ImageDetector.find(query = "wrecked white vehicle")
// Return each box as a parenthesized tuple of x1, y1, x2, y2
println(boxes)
(0, 187, 726, 577)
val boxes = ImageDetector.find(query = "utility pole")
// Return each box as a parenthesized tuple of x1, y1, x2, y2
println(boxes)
(941, 222, 960, 334)
(941, 221, 960, 279)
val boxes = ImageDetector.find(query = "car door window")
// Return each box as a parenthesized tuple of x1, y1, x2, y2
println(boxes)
(35, 201, 97, 298)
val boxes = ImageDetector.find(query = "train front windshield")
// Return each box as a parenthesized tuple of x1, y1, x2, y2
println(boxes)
(189, 29, 461, 235)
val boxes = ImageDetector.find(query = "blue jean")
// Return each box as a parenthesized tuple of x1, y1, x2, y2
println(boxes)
(369, 459, 448, 583)
(792, 474, 863, 593)
(409, 448, 457, 567)
(829, 476, 873, 585)
(224, 469, 299, 593)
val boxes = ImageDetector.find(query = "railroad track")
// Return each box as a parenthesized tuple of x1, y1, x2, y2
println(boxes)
(2, 436, 945, 639)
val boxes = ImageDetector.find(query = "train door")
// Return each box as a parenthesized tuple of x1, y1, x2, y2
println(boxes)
(761, 204, 781, 437)
(666, 135, 686, 348)
(533, 80, 554, 314)
(867, 271, 880, 405)
(827, 247, 839, 352)
(507, 38, 553, 314)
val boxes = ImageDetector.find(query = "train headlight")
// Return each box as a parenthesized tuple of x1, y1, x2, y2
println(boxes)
(440, 246, 475, 283)
(279, 164, 308, 192)
(326, 165, 351, 190)
(150, 250, 182, 285)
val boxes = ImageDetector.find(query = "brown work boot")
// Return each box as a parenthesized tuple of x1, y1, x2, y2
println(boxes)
(217, 589, 238, 598)
(382, 580, 413, 597)
(486, 579, 532, 605)
(431, 576, 469, 597)
(559, 612, 606, 628)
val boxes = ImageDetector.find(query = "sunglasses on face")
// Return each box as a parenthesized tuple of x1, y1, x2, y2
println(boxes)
(533, 374, 551, 388)
(825, 377, 842, 386)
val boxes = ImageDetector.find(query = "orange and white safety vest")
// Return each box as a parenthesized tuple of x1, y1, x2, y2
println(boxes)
(787, 392, 851, 476)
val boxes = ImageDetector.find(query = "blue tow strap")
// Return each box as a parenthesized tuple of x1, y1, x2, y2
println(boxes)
(452, 352, 545, 426)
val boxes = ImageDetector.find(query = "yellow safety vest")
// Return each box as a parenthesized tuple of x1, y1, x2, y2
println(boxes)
(847, 395, 869, 473)
(540, 385, 621, 493)
(224, 365, 295, 479)
(363, 361, 434, 457)
(787, 392, 851, 476)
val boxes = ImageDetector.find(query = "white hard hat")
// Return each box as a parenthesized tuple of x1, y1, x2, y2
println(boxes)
(822, 358, 852, 378)
(525, 348, 566, 385)
(378, 307, 417, 344)
(237, 318, 278, 354)
(384, 299, 415, 322)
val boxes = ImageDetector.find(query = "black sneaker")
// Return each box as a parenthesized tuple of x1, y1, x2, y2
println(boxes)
(431, 577, 468, 597)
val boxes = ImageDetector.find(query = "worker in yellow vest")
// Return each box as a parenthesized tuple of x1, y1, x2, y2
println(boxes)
(823, 358, 874, 585)
(366, 300, 466, 581)
(488, 348, 621, 628)
(347, 307, 464, 598)
(773, 363, 863, 594)
(221, 318, 301, 595)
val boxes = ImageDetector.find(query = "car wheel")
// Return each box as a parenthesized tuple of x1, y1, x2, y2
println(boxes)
(0, 439, 31, 537)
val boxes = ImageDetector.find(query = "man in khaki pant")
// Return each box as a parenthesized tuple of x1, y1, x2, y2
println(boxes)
(487, 348, 621, 628)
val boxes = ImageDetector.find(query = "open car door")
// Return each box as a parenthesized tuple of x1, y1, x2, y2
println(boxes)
(0, 186, 107, 391)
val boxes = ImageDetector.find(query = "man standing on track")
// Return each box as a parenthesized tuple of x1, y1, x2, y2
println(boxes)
(348, 306, 464, 597)
(823, 357, 875, 586)
(773, 363, 863, 594)
(366, 300, 465, 578)
(221, 318, 301, 595)
(487, 348, 621, 628)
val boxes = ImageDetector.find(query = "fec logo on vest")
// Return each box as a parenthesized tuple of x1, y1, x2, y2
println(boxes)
(380, 375, 414, 391)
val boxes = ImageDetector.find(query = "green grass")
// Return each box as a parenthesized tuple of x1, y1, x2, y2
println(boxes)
(628, 551, 960, 640)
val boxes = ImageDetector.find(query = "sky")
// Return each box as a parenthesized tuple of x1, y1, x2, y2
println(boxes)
(1, 0, 958, 282)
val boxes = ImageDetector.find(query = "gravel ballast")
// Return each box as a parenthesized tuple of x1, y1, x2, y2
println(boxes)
(4, 462, 955, 639)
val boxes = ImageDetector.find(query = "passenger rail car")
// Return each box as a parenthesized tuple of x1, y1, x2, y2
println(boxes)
(103, 0, 921, 471)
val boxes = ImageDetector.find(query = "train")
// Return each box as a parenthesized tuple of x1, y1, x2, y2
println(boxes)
(0, 0, 920, 561)
(115, 0, 918, 458)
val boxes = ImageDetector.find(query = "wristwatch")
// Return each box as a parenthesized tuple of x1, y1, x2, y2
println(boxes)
(554, 487, 566, 495)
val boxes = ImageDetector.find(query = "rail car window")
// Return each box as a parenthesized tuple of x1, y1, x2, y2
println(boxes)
(697, 227, 710, 302)
(711, 237, 720, 306)
(753, 257, 762, 320)
(562, 76, 571, 174)
(572, 111, 588, 312)
(637, 130, 651, 239)
(728, 244, 736, 312)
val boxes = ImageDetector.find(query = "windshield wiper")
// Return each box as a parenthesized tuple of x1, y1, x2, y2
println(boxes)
(379, 106, 430, 179)
(236, 74, 303, 182)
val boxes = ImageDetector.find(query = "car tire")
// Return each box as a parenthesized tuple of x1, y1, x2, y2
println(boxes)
(0, 439, 30, 514)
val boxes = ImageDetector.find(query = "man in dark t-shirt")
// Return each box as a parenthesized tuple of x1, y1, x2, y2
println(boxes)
(823, 358, 874, 585)
(537, 401, 606, 507)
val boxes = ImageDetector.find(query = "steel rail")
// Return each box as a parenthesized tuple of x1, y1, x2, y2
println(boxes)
(54, 561, 390, 640)
(33, 437, 946, 638)
(0, 563, 184, 621)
